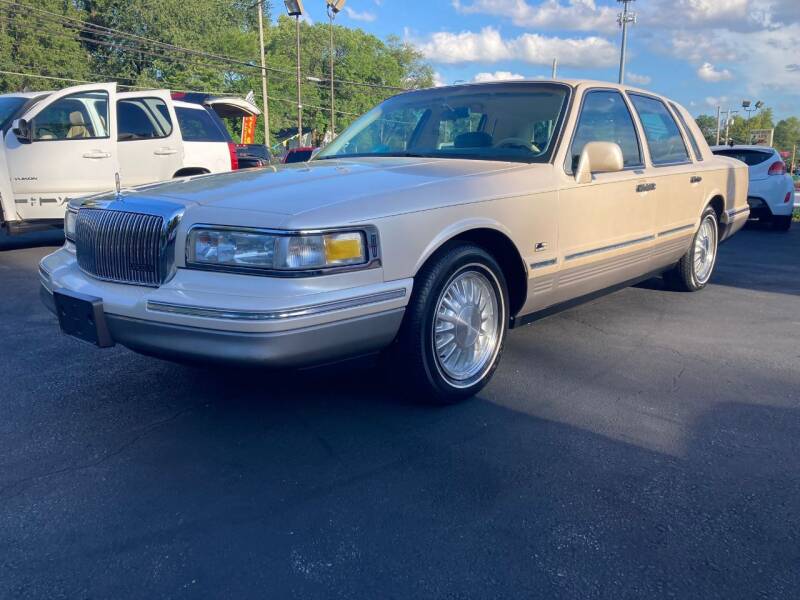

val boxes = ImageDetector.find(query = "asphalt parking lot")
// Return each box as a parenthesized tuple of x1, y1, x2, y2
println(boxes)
(1, 225, 799, 599)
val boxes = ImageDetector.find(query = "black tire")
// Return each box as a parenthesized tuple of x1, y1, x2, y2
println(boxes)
(664, 206, 719, 292)
(388, 242, 509, 404)
(772, 215, 792, 232)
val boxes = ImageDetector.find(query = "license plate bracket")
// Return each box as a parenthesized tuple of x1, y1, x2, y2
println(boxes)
(53, 289, 115, 348)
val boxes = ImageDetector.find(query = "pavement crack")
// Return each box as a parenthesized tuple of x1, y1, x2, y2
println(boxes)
(0, 406, 194, 501)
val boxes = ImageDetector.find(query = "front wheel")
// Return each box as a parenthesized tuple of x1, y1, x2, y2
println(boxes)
(390, 243, 508, 404)
(664, 206, 719, 292)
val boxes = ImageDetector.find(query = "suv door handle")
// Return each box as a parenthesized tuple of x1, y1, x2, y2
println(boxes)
(690, 176, 703, 184)
(82, 150, 111, 159)
(636, 183, 656, 193)
(154, 148, 178, 156)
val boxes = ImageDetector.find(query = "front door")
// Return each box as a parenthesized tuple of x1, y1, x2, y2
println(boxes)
(116, 90, 184, 187)
(554, 88, 656, 303)
(5, 83, 118, 221)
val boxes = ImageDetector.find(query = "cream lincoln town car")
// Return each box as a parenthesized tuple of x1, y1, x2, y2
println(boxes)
(40, 80, 749, 403)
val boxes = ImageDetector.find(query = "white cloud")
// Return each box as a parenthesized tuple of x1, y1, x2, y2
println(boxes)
(415, 27, 617, 68)
(626, 72, 652, 85)
(472, 71, 525, 82)
(705, 96, 729, 108)
(452, 0, 618, 33)
(697, 62, 733, 82)
(344, 7, 376, 22)
(432, 71, 447, 87)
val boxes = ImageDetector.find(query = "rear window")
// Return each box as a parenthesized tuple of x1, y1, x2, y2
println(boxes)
(712, 149, 773, 166)
(176, 107, 228, 142)
(285, 149, 314, 163)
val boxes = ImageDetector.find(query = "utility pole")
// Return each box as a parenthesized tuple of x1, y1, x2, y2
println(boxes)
(551, 57, 558, 79)
(295, 14, 302, 141)
(326, 0, 346, 139)
(722, 107, 738, 145)
(617, 0, 636, 85)
(715, 105, 722, 146)
(256, 0, 270, 146)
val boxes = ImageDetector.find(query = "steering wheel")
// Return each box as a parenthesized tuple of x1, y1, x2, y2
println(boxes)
(495, 137, 540, 153)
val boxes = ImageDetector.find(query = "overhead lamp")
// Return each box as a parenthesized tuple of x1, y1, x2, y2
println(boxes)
(326, 0, 346, 14)
(284, 0, 304, 17)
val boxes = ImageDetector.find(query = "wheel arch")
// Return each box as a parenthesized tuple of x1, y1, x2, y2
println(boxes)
(413, 221, 529, 318)
(173, 167, 210, 178)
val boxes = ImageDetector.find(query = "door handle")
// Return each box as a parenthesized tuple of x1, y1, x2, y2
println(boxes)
(636, 183, 656, 193)
(690, 176, 703, 184)
(82, 150, 111, 159)
(154, 148, 178, 156)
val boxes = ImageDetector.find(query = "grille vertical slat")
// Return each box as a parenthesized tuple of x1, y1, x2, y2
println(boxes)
(75, 208, 165, 286)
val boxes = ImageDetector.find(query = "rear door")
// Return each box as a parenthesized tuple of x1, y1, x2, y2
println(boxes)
(116, 90, 183, 186)
(4, 83, 117, 221)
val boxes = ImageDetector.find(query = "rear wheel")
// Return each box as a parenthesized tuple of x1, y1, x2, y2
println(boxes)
(772, 215, 792, 232)
(389, 242, 508, 404)
(664, 206, 719, 292)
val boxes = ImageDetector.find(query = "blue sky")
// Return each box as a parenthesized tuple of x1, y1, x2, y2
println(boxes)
(295, 0, 800, 119)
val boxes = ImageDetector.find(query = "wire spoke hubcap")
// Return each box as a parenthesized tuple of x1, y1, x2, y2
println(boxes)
(693, 216, 717, 284)
(433, 270, 500, 383)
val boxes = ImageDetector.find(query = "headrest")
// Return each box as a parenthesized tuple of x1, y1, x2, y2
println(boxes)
(69, 111, 86, 126)
(454, 131, 492, 148)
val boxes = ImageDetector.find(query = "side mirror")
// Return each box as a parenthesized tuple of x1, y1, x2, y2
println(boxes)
(12, 118, 32, 144)
(575, 141, 624, 184)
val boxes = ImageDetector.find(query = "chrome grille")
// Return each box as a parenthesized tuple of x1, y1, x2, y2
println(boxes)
(75, 208, 165, 286)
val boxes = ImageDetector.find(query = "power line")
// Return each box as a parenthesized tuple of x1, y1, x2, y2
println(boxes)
(0, 0, 410, 91)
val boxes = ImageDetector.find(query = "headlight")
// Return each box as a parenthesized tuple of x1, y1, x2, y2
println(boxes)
(186, 226, 378, 275)
(64, 208, 77, 241)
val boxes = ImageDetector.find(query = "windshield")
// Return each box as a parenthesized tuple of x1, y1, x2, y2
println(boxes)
(317, 82, 570, 163)
(0, 97, 28, 130)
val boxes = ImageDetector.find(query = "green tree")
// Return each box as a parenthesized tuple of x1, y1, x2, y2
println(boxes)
(774, 117, 800, 154)
(694, 114, 718, 145)
(0, 0, 92, 91)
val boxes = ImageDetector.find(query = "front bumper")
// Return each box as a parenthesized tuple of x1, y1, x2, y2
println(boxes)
(40, 248, 411, 367)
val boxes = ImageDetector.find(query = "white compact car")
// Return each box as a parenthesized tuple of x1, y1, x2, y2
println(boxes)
(0, 83, 259, 234)
(711, 145, 794, 231)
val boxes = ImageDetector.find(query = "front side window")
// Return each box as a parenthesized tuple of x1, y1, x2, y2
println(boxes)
(176, 107, 228, 142)
(669, 102, 704, 162)
(316, 83, 570, 163)
(32, 91, 109, 141)
(117, 97, 173, 141)
(568, 90, 643, 172)
(628, 94, 690, 166)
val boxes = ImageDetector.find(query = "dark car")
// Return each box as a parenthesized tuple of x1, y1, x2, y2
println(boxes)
(236, 144, 271, 169)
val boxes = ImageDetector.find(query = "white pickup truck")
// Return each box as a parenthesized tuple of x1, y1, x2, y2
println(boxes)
(0, 82, 260, 234)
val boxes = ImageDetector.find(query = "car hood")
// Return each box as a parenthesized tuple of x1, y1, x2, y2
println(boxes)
(121, 157, 543, 226)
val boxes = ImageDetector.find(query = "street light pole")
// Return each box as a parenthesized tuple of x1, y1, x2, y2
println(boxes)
(715, 105, 721, 146)
(256, 0, 270, 146)
(326, 1, 345, 140)
(284, 0, 305, 142)
(617, 0, 636, 85)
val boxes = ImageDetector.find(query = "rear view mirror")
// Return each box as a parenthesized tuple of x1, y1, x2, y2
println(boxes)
(12, 118, 32, 144)
(575, 141, 624, 184)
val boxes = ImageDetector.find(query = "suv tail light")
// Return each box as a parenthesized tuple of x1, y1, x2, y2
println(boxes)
(768, 161, 786, 176)
(228, 142, 239, 171)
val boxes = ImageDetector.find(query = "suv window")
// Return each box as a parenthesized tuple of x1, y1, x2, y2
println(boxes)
(669, 102, 704, 161)
(628, 94, 690, 165)
(712, 148, 774, 166)
(32, 91, 109, 141)
(176, 107, 228, 142)
(117, 97, 173, 141)
(568, 90, 642, 172)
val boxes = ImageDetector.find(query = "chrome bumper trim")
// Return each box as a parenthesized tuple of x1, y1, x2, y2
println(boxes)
(722, 207, 750, 223)
(146, 288, 407, 321)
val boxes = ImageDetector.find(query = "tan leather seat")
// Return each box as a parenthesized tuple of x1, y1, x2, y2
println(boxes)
(67, 111, 90, 138)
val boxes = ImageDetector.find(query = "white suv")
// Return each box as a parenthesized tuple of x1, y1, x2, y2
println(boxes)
(0, 82, 259, 234)
(712, 145, 795, 231)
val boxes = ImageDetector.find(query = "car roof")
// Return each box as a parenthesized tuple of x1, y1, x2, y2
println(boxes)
(0, 91, 49, 100)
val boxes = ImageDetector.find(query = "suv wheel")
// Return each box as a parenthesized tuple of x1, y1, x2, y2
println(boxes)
(773, 215, 792, 232)
(391, 242, 508, 404)
(664, 206, 719, 292)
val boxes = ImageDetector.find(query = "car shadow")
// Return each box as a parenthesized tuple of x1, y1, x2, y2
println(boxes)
(0, 229, 64, 251)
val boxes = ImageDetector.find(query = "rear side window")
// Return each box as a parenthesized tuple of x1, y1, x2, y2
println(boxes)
(117, 97, 173, 141)
(568, 90, 642, 172)
(669, 102, 704, 162)
(711, 149, 774, 166)
(628, 94, 690, 165)
(176, 107, 228, 142)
